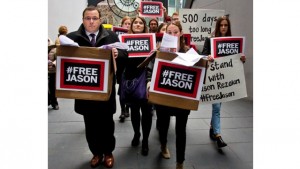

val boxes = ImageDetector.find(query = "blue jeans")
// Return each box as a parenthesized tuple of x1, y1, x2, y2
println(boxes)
(211, 103, 222, 135)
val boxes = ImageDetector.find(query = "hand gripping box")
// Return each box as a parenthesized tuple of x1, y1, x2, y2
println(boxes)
(148, 51, 207, 110)
(55, 46, 113, 101)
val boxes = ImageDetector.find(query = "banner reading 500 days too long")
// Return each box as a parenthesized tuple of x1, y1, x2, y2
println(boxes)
(179, 9, 225, 46)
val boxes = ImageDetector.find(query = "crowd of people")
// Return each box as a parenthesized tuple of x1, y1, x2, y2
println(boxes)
(48, 5, 246, 169)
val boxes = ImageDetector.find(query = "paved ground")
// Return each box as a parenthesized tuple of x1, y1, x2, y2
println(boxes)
(49, 94, 253, 169)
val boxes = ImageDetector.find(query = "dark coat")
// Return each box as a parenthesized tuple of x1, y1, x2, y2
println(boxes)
(67, 24, 128, 115)
(202, 37, 211, 55)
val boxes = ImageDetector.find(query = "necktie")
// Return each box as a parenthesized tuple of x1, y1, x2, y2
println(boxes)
(90, 33, 96, 47)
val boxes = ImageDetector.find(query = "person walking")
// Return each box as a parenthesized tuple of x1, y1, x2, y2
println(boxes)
(66, 6, 128, 168)
(202, 16, 246, 149)
(123, 16, 153, 156)
(149, 21, 191, 169)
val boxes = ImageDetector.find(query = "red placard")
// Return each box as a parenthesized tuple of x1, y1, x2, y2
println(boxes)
(112, 26, 128, 36)
(152, 59, 204, 99)
(139, 1, 163, 18)
(183, 34, 191, 46)
(59, 58, 106, 91)
(211, 36, 245, 58)
(119, 33, 156, 57)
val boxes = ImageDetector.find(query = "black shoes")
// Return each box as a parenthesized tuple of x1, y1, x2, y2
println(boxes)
(141, 141, 149, 156)
(209, 127, 227, 148)
(124, 105, 130, 117)
(119, 113, 125, 122)
(120, 106, 130, 122)
(131, 134, 140, 146)
(216, 135, 227, 148)
(52, 104, 59, 110)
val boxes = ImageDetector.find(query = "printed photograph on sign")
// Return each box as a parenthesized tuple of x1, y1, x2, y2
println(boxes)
(139, 1, 163, 18)
(119, 33, 156, 57)
(211, 36, 245, 58)
(56, 56, 109, 93)
(112, 26, 128, 36)
(150, 59, 205, 100)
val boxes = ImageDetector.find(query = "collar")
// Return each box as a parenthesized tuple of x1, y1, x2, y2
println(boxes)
(86, 30, 99, 37)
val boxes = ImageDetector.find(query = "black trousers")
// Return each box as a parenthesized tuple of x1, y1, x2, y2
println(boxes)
(130, 101, 152, 143)
(48, 73, 58, 106)
(119, 97, 126, 111)
(156, 105, 190, 163)
(83, 112, 115, 155)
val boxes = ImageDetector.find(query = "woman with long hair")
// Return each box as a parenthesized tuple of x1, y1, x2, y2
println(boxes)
(123, 16, 152, 156)
(149, 21, 191, 169)
(202, 16, 246, 149)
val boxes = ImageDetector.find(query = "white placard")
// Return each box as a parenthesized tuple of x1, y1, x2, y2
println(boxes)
(179, 9, 225, 46)
(200, 53, 247, 104)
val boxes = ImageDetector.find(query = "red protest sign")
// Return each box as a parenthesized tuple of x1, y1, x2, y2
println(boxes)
(151, 59, 205, 100)
(57, 57, 108, 92)
(211, 36, 245, 58)
(55, 46, 113, 101)
(119, 33, 156, 57)
(112, 26, 128, 36)
(139, 1, 163, 18)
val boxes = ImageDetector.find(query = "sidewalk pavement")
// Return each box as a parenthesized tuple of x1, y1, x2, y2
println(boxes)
(49, 96, 252, 169)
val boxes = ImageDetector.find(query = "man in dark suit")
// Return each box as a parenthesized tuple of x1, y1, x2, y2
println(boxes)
(66, 6, 128, 168)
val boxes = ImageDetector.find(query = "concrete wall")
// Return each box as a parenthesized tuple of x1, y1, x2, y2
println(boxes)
(192, 0, 253, 100)
(48, 0, 87, 43)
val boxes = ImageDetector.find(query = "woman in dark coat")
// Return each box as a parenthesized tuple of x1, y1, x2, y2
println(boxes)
(122, 16, 153, 156)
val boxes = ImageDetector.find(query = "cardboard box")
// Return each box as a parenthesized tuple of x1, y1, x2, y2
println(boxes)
(148, 51, 207, 110)
(55, 46, 113, 101)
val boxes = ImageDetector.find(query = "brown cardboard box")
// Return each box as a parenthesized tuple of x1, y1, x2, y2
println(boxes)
(148, 51, 207, 110)
(55, 46, 113, 101)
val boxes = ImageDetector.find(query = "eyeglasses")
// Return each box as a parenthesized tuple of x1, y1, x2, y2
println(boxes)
(83, 17, 100, 21)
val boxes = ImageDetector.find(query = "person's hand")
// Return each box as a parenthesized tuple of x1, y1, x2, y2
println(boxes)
(112, 48, 118, 59)
(156, 42, 161, 49)
(240, 54, 246, 63)
(48, 60, 54, 68)
(207, 55, 214, 62)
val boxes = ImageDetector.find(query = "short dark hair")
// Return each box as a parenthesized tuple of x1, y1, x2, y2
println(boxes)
(82, 6, 101, 18)
(148, 18, 158, 27)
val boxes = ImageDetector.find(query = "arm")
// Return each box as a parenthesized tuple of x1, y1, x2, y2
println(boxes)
(146, 59, 155, 98)
(106, 30, 129, 83)
(201, 37, 211, 56)
(201, 38, 214, 62)
(115, 49, 128, 84)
